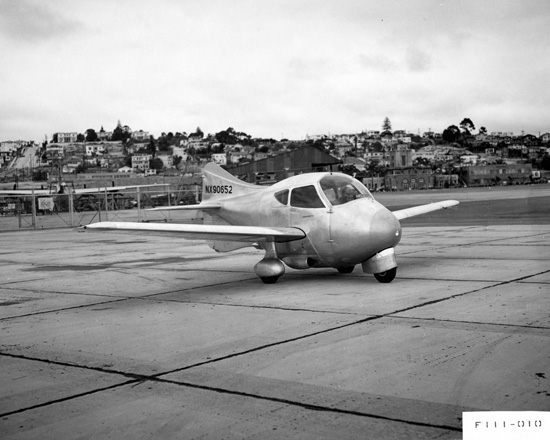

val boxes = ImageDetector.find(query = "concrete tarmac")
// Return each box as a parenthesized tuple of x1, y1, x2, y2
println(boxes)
(1, 189, 550, 439)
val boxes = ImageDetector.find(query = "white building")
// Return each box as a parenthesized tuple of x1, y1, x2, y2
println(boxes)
(132, 130, 150, 141)
(211, 153, 227, 165)
(132, 153, 151, 171)
(56, 132, 78, 143)
(85, 144, 106, 156)
(460, 154, 479, 165)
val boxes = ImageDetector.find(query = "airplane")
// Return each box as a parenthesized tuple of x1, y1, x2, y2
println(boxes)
(0, 182, 168, 196)
(0, 182, 170, 215)
(83, 162, 459, 284)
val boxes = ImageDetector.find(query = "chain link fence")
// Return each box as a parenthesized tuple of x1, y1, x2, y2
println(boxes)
(0, 186, 202, 232)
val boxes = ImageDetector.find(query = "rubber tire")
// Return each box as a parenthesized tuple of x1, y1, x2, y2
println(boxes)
(260, 276, 279, 284)
(373, 267, 397, 283)
(337, 266, 355, 274)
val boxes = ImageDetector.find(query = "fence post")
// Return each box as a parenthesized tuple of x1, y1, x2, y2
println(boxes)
(104, 189, 109, 222)
(17, 197, 22, 229)
(31, 190, 36, 229)
(137, 187, 141, 222)
(69, 189, 74, 227)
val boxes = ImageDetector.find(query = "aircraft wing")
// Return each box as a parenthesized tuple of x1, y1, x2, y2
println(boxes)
(147, 203, 221, 211)
(72, 184, 170, 194)
(82, 221, 306, 243)
(0, 184, 169, 196)
(392, 200, 459, 220)
(0, 189, 52, 196)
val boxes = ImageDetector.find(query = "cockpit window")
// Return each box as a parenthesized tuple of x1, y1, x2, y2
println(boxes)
(320, 175, 372, 206)
(274, 189, 289, 205)
(290, 185, 325, 208)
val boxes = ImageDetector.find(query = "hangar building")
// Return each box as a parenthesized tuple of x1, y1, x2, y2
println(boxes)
(226, 145, 341, 184)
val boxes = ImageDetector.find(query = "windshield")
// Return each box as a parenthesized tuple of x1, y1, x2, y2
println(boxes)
(319, 174, 372, 206)
(290, 185, 325, 208)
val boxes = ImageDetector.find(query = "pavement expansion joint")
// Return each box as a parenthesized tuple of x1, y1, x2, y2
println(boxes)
(0, 349, 465, 433)
(386, 315, 550, 335)
(152, 376, 463, 434)
(0, 296, 130, 321)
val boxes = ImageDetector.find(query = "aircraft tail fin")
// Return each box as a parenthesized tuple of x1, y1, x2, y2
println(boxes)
(201, 162, 259, 201)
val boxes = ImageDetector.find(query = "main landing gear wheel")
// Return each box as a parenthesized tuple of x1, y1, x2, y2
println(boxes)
(260, 276, 280, 284)
(337, 266, 355, 274)
(374, 267, 397, 283)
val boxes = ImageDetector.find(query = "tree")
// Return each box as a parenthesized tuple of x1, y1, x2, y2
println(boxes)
(112, 120, 124, 141)
(413, 157, 433, 168)
(147, 136, 157, 158)
(339, 164, 359, 176)
(149, 157, 164, 172)
(216, 127, 238, 144)
(194, 127, 204, 138)
(85, 129, 98, 142)
(157, 134, 171, 153)
(173, 155, 183, 169)
(540, 154, 550, 170)
(211, 143, 225, 154)
(371, 141, 384, 152)
(479, 126, 487, 135)
(442, 125, 461, 143)
(382, 117, 392, 132)
(459, 118, 475, 135)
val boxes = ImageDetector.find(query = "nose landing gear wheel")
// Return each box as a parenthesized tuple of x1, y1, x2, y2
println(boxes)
(374, 267, 397, 283)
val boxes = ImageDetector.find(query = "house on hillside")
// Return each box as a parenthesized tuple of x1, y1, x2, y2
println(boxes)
(132, 130, 150, 141)
(132, 153, 151, 171)
(0, 142, 19, 165)
(98, 127, 112, 141)
(211, 153, 227, 165)
(86, 144, 106, 156)
(56, 132, 78, 143)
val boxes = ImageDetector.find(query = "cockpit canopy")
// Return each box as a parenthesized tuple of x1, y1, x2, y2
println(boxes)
(319, 174, 372, 206)
(274, 174, 373, 208)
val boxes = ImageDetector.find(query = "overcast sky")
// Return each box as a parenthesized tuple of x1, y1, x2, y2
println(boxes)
(1, 0, 549, 142)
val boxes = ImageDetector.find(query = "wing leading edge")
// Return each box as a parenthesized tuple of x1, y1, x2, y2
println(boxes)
(147, 203, 221, 212)
(82, 221, 305, 243)
(392, 200, 459, 220)
(0, 184, 169, 196)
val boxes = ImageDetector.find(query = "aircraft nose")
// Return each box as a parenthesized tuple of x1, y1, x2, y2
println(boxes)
(369, 208, 402, 252)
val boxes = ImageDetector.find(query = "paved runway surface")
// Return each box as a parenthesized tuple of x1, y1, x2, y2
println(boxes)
(1, 186, 549, 439)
